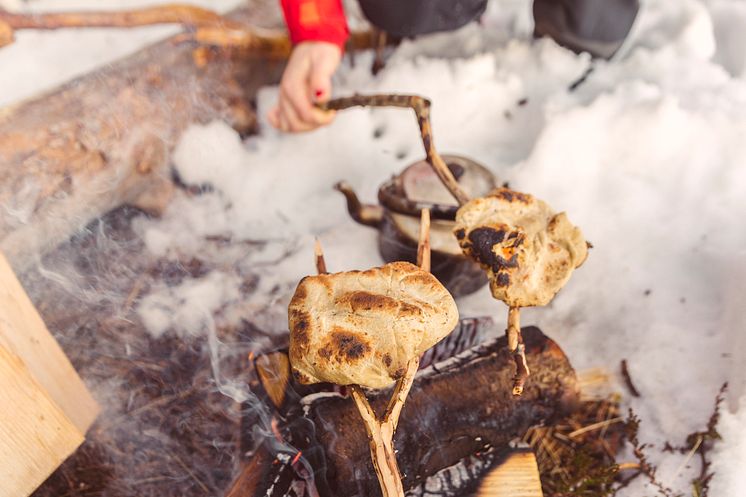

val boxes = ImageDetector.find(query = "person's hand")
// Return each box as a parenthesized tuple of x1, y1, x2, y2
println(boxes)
(268, 41, 342, 133)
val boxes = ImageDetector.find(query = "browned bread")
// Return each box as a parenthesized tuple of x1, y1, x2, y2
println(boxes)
(288, 261, 459, 389)
(454, 188, 588, 307)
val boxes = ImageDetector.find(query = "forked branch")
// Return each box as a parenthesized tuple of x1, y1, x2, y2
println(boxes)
(312, 210, 432, 497)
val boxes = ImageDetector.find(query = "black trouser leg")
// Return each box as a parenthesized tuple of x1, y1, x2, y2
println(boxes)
(356, 0, 489, 38)
(533, 0, 640, 59)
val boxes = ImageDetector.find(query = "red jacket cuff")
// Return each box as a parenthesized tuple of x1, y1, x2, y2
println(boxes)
(281, 0, 350, 51)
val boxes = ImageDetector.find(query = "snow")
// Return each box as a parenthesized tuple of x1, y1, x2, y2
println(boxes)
(1, 0, 745, 495)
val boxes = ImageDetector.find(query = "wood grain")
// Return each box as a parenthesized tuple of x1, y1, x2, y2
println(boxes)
(0, 251, 98, 433)
(0, 343, 84, 497)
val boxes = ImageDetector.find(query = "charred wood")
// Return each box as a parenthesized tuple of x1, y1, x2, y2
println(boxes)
(302, 326, 576, 496)
(237, 326, 577, 497)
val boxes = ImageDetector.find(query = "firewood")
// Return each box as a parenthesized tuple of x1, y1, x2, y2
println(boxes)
(232, 326, 576, 497)
(0, 251, 98, 497)
(0, 251, 98, 432)
(297, 326, 576, 497)
(0, 7, 288, 271)
(0, 4, 384, 56)
(0, 344, 84, 497)
(473, 448, 543, 497)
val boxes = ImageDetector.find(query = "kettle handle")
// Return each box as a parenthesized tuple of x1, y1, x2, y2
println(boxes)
(334, 181, 384, 228)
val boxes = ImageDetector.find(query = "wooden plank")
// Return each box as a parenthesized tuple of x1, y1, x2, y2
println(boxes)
(0, 342, 84, 497)
(0, 251, 98, 433)
(475, 449, 543, 497)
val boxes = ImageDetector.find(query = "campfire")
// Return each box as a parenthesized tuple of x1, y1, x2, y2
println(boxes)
(0, 3, 736, 497)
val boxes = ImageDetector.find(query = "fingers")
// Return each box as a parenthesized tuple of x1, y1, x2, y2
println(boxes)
(278, 92, 315, 133)
(309, 50, 338, 103)
(268, 42, 342, 133)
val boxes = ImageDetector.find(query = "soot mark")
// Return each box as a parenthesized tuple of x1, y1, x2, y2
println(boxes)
(291, 310, 311, 346)
(465, 227, 520, 274)
(383, 353, 392, 367)
(490, 188, 531, 204)
(322, 330, 370, 363)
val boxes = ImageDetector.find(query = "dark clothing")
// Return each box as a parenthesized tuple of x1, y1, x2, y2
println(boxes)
(357, 0, 489, 38)
(357, 0, 639, 59)
(534, 0, 640, 59)
(280, 0, 640, 59)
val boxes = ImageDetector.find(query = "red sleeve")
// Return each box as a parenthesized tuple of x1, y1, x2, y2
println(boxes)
(280, 0, 349, 51)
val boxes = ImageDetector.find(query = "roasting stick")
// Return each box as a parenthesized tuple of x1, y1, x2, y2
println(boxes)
(312, 210, 429, 497)
(0, 5, 383, 56)
(508, 306, 530, 396)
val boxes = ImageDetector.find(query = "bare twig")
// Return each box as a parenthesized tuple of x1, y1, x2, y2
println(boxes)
(507, 306, 521, 352)
(568, 416, 624, 439)
(416, 208, 431, 272)
(314, 238, 327, 275)
(320, 94, 470, 205)
(620, 359, 641, 397)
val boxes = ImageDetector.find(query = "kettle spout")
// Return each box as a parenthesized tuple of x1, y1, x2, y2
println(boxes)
(334, 181, 384, 228)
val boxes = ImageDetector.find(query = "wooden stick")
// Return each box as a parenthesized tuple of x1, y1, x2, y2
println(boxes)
(350, 385, 405, 497)
(507, 306, 530, 396)
(320, 95, 471, 206)
(383, 356, 420, 430)
(0, 4, 281, 52)
(314, 238, 327, 275)
(416, 208, 431, 272)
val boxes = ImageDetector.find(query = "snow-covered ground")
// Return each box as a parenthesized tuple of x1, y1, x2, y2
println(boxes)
(1, 0, 745, 495)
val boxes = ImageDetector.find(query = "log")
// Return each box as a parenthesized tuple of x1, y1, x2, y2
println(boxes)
(302, 326, 576, 497)
(0, 250, 98, 497)
(0, 7, 286, 271)
(235, 326, 576, 497)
